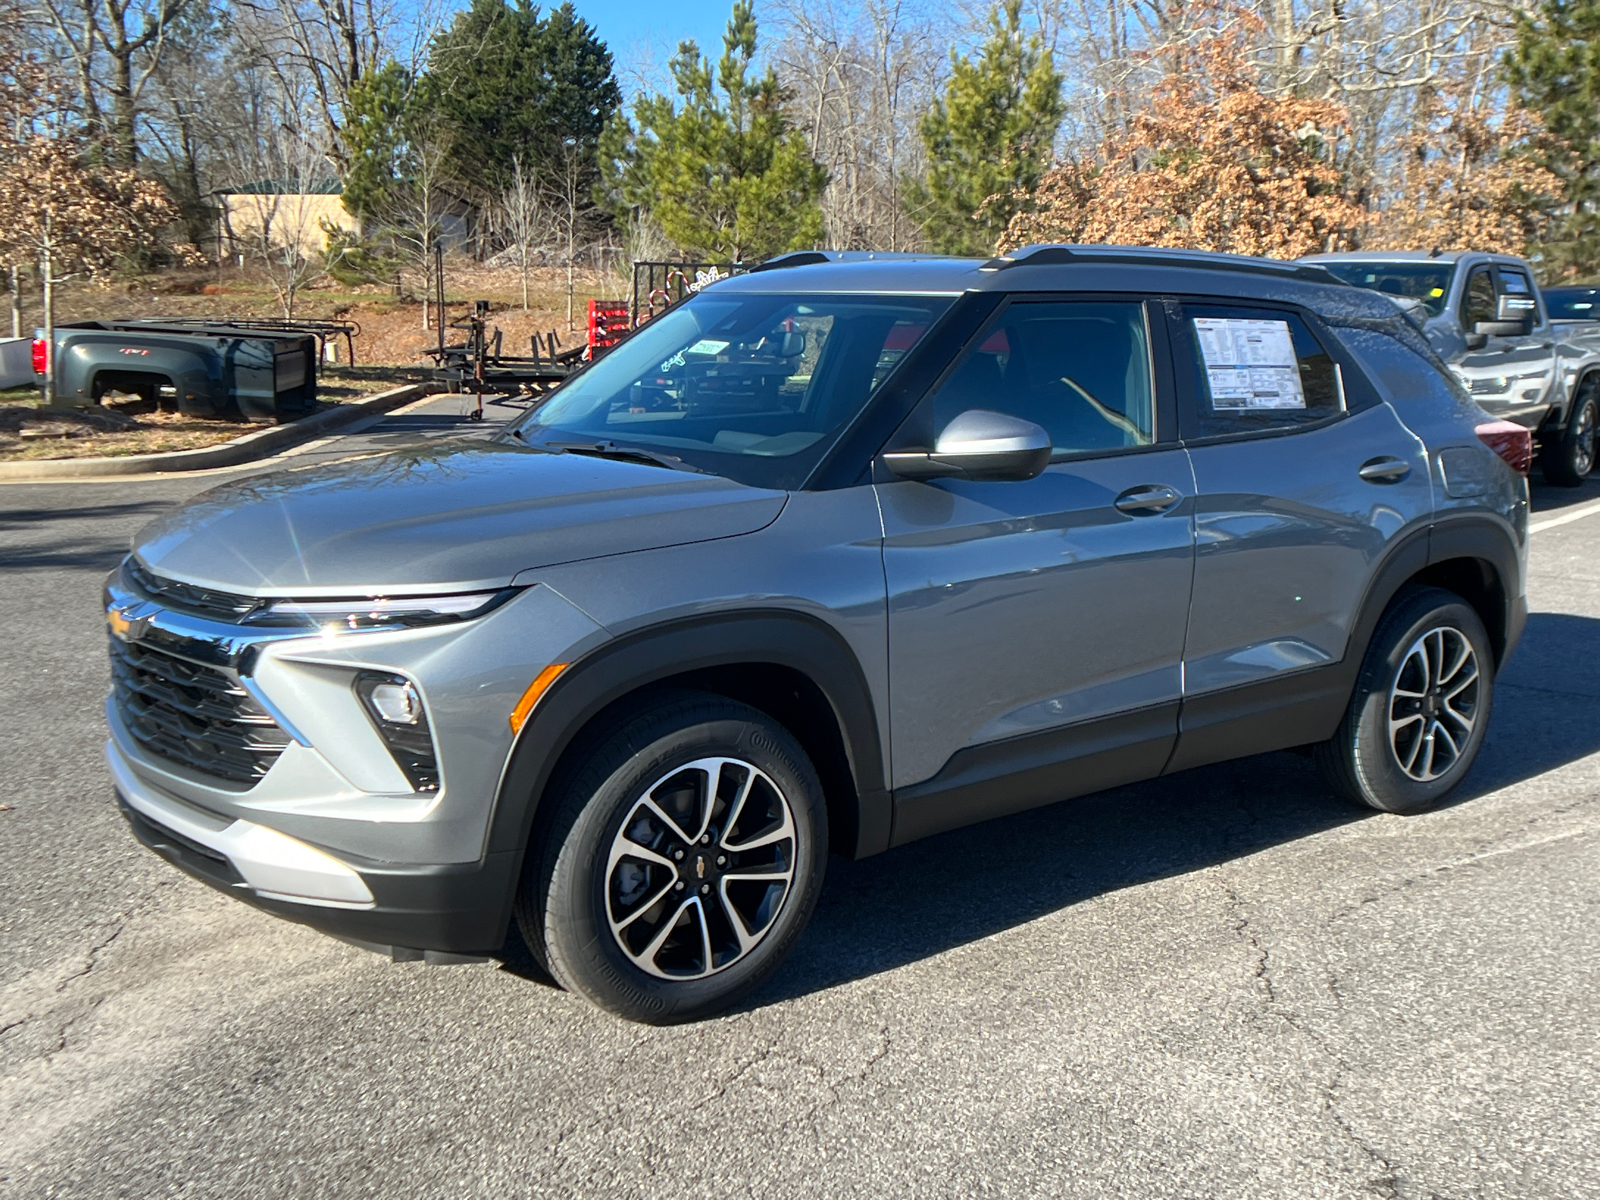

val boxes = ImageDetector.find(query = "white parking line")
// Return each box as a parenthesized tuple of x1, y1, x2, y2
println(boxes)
(1530, 496, 1600, 534)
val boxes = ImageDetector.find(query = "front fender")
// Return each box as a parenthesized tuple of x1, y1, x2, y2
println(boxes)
(488, 610, 891, 871)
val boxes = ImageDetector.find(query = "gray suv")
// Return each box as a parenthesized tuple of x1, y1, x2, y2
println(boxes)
(105, 246, 1530, 1023)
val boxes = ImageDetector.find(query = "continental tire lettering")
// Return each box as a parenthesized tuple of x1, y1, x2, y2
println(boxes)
(596, 961, 666, 1013)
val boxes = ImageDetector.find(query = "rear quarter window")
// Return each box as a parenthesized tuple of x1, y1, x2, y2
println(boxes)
(1336, 325, 1476, 416)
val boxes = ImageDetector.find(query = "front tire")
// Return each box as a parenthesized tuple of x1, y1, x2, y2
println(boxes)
(517, 690, 827, 1024)
(1541, 381, 1598, 487)
(1315, 587, 1493, 814)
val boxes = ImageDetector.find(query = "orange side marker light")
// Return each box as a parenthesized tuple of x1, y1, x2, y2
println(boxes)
(510, 663, 568, 733)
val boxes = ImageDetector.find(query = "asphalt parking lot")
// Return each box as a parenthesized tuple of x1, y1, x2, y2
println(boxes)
(2, 399, 1598, 1199)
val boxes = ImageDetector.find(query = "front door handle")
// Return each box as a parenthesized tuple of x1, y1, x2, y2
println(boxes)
(1114, 484, 1182, 515)
(1358, 456, 1411, 484)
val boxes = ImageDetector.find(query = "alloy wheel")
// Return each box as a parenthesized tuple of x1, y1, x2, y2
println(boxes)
(1387, 626, 1480, 782)
(1574, 398, 1597, 477)
(604, 757, 797, 979)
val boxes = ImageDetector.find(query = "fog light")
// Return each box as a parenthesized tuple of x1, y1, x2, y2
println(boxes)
(354, 672, 440, 792)
(369, 680, 422, 724)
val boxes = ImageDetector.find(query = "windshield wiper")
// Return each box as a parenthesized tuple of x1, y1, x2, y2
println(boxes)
(543, 440, 710, 474)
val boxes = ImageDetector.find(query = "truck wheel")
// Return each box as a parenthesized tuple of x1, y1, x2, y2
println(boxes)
(1314, 587, 1493, 814)
(517, 690, 827, 1024)
(1541, 380, 1598, 487)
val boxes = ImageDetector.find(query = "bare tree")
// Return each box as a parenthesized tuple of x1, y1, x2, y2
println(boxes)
(771, 0, 944, 250)
(32, 0, 191, 165)
(497, 154, 545, 312)
(382, 111, 453, 330)
(232, 126, 336, 316)
(550, 137, 587, 329)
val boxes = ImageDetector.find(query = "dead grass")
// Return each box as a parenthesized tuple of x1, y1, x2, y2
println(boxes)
(0, 403, 246, 461)
(0, 366, 416, 462)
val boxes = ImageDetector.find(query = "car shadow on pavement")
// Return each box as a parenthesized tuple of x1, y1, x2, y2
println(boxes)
(0, 499, 176, 572)
(751, 609, 1600, 1007)
(1529, 475, 1600, 514)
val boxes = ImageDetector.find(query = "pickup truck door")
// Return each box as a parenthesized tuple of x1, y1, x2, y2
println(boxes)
(1456, 263, 1558, 428)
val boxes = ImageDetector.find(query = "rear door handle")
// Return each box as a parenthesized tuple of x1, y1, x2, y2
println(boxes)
(1114, 484, 1182, 515)
(1358, 456, 1411, 484)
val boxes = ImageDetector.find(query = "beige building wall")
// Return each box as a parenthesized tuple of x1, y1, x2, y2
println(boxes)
(222, 193, 358, 260)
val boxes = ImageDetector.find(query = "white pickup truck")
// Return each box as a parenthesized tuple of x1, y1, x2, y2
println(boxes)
(1303, 249, 1600, 485)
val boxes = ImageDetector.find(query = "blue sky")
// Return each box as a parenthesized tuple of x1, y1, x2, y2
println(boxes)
(567, 0, 746, 98)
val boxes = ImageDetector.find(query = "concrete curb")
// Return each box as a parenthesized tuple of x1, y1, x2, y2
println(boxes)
(0, 384, 427, 482)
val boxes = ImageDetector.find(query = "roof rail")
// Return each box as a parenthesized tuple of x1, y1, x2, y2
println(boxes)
(980, 244, 1340, 284)
(749, 251, 833, 273)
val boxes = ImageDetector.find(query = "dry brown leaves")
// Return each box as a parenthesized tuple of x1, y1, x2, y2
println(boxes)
(1000, 29, 1363, 258)
(1360, 95, 1565, 257)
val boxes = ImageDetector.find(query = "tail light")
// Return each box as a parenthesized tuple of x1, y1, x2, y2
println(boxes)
(30, 337, 47, 374)
(1476, 420, 1532, 475)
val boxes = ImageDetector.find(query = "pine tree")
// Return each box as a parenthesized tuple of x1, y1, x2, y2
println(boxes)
(599, 1, 828, 261)
(1506, 0, 1600, 277)
(907, 0, 1064, 256)
(425, 0, 620, 201)
(340, 61, 414, 225)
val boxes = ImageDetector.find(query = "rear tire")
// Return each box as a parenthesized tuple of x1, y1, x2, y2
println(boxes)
(1541, 382, 1598, 487)
(516, 690, 827, 1024)
(1315, 587, 1493, 814)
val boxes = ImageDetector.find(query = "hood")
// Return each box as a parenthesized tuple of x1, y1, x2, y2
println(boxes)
(132, 442, 788, 595)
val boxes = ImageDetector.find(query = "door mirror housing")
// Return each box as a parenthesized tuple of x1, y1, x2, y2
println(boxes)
(1497, 294, 1537, 323)
(1473, 320, 1528, 339)
(1464, 331, 1490, 351)
(883, 408, 1052, 482)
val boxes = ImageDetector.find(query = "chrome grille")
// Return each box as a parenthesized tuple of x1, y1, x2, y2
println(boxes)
(123, 558, 262, 623)
(110, 636, 290, 785)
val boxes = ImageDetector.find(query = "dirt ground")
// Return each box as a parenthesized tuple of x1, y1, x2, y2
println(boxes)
(10, 259, 623, 370)
(0, 368, 415, 462)
(0, 257, 612, 460)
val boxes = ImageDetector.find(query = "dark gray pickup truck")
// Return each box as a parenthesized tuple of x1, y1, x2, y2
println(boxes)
(41, 320, 319, 422)
(1304, 250, 1600, 485)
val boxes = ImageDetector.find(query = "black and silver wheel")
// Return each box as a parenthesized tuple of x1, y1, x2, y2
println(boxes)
(518, 690, 826, 1023)
(1541, 381, 1598, 486)
(1315, 587, 1494, 814)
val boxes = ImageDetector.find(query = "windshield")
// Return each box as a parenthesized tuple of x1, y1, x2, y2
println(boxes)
(1543, 287, 1600, 320)
(1318, 261, 1455, 317)
(508, 291, 954, 489)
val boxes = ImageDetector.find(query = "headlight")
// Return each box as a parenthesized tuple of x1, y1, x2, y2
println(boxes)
(244, 589, 517, 630)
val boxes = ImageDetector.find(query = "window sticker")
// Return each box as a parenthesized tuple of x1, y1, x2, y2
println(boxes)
(658, 339, 729, 372)
(1193, 317, 1306, 410)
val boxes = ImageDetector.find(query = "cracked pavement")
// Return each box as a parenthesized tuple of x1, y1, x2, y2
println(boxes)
(1, 407, 1598, 1198)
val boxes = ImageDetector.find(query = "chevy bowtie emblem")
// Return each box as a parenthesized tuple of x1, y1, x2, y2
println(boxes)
(106, 605, 147, 642)
(696, 856, 706, 879)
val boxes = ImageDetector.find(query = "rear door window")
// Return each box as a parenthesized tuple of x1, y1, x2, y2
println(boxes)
(1175, 303, 1344, 438)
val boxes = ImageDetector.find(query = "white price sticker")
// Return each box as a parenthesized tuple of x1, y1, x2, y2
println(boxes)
(1193, 318, 1306, 410)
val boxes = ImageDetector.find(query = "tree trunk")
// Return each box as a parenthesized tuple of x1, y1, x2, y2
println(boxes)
(108, 45, 138, 167)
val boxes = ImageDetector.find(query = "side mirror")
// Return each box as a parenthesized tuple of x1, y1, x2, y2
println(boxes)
(1464, 331, 1489, 351)
(1474, 319, 1528, 338)
(882, 409, 1052, 482)
(1497, 294, 1537, 323)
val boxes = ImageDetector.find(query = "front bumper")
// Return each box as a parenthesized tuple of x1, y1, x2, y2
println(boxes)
(112, 737, 519, 955)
